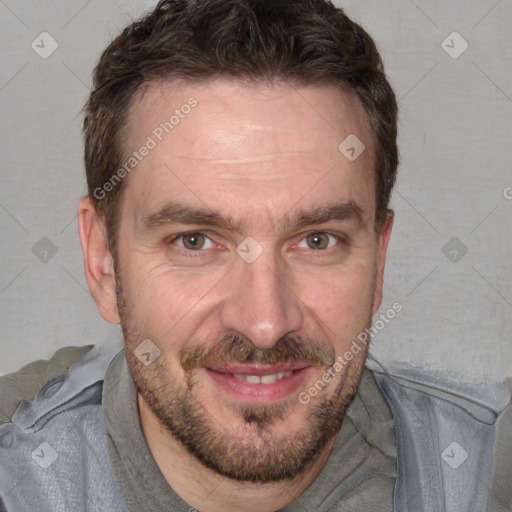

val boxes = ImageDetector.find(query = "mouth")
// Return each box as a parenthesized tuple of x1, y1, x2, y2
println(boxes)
(202, 363, 314, 403)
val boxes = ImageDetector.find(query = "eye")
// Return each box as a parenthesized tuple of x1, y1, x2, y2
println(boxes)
(170, 232, 215, 251)
(297, 232, 341, 250)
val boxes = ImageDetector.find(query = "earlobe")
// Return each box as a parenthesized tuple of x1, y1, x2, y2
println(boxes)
(372, 210, 394, 316)
(77, 196, 120, 324)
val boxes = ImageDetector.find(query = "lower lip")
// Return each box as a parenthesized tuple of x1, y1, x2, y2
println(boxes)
(203, 367, 313, 403)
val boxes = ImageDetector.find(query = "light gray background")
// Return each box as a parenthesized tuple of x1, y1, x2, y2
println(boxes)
(0, 0, 511, 403)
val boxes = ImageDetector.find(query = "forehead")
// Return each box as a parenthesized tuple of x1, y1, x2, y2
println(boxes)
(120, 78, 375, 229)
(126, 77, 372, 157)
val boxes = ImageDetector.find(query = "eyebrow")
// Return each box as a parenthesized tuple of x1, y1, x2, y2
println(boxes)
(138, 199, 366, 234)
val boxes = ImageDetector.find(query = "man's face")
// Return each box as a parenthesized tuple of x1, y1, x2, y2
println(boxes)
(112, 79, 391, 482)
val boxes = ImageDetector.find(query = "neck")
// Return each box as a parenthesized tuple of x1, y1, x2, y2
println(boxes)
(137, 392, 338, 512)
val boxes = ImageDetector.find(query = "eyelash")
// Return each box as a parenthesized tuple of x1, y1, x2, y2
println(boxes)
(165, 231, 347, 256)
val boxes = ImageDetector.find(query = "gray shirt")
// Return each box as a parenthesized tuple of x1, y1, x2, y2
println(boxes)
(102, 349, 397, 511)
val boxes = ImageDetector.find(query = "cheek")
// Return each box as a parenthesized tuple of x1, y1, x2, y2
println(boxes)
(299, 261, 376, 336)
(119, 258, 221, 338)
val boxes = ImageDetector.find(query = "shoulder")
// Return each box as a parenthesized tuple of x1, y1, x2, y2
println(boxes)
(367, 365, 512, 510)
(0, 345, 94, 424)
(0, 342, 129, 511)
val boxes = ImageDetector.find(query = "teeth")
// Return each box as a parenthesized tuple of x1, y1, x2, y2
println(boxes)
(233, 370, 293, 384)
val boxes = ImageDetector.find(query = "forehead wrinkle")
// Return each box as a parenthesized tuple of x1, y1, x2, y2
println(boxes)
(172, 151, 334, 165)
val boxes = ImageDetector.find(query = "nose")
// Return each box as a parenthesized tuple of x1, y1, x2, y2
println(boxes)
(218, 248, 304, 349)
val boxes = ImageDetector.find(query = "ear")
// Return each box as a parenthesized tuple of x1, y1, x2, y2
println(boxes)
(78, 196, 120, 324)
(372, 210, 394, 316)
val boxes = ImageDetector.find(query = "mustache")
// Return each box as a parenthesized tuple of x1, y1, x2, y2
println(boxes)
(180, 334, 335, 372)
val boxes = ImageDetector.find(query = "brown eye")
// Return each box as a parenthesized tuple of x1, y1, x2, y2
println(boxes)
(167, 231, 216, 256)
(305, 232, 331, 250)
(181, 232, 206, 250)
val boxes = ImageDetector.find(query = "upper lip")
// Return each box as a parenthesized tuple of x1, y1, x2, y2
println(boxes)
(205, 363, 310, 376)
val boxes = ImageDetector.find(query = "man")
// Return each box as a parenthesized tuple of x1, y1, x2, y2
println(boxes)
(0, 0, 510, 511)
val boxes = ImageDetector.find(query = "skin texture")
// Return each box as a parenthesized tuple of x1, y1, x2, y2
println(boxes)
(78, 78, 393, 512)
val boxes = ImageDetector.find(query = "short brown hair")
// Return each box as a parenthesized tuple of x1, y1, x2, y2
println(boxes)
(82, 0, 398, 258)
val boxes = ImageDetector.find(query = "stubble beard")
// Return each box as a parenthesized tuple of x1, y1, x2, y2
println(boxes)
(116, 279, 370, 483)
